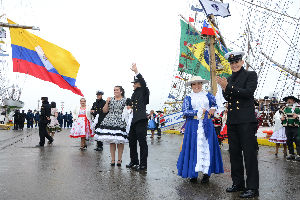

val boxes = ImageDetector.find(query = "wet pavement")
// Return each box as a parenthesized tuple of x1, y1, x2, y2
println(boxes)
(0, 128, 300, 200)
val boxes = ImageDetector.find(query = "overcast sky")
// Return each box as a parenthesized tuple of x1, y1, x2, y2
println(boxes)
(1, 0, 299, 112)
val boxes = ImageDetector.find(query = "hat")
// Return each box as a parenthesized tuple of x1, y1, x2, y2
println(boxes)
(131, 76, 139, 83)
(225, 51, 245, 63)
(185, 76, 209, 86)
(282, 95, 299, 103)
(96, 90, 104, 95)
(41, 97, 48, 101)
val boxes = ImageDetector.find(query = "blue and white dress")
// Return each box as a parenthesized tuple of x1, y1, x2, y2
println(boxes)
(177, 91, 224, 178)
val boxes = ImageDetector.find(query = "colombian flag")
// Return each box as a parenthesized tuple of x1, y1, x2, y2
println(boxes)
(8, 19, 83, 96)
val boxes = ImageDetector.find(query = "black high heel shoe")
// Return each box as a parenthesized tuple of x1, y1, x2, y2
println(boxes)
(79, 145, 87, 150)
(111, 160, 115, 166)
(117, 160, 122, 166)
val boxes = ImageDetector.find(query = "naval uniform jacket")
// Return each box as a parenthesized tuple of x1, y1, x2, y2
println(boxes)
(222, 67, 258, 125)
(91, 99, 107, 128)
(40, 101, 51, 125)
(131, 73, 150, 124)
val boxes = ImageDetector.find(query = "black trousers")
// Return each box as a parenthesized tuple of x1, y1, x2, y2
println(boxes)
(96, 141, 103, 148)
(39, 123, 53, 146)
(215, 126, 222, 145)
(129, 119, 148, 167)
(285, 127, 300, 155)
(227, 122, 259, 190)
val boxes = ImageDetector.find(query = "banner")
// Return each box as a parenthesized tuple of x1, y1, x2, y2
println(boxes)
(161, 111, 185, 128)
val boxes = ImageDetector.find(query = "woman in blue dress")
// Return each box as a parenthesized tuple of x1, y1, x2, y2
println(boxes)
(148, 110, 156, 138)
(177, 76, 224, 183)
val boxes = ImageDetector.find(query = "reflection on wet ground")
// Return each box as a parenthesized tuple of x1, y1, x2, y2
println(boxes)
(0, 129, 299, 199)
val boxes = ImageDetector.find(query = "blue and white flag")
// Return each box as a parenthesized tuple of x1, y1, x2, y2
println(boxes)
(199, 0, 231, 18)
(191, 5, 203, 12)
(168, 93, 176, 99)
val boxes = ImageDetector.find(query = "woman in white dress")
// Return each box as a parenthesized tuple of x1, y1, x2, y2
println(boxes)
(70, 98, 93, 150)
(94, 86, 128, 166)
(269, 106, 287, 157)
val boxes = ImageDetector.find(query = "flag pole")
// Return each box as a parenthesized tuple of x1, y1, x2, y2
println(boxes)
(0, 22, 40, 30)
(208, 15, 217, 96)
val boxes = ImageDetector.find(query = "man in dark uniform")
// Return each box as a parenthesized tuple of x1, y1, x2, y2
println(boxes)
(19, 110, 26, 130)
(126, 63, 150, 171)
(34, 111, 40, 128)
(57, 112, 63, 128)
(36, 97, 54, 147)
(63, 112, 68, 128)
(217, 51, 259, 198)
(91, 90, 106, 151)
(26, 110, 34, 129)
(13, 110, 20, 130)
(68, 111, 73, 128)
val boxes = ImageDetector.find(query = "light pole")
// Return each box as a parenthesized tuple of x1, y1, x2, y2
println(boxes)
(61, 102, 64, 113)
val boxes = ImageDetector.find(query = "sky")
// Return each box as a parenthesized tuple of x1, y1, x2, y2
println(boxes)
(1, 0, 299, 113)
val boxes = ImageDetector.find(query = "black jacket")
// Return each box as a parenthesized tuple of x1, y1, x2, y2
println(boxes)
(91, 99, 107, 128)
(223, 67, 258, 125)
(131, 73, 150, 124)
(40, 101, 51, 125)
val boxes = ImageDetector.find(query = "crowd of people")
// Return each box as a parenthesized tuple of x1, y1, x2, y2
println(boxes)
(12, 109, 74, 130)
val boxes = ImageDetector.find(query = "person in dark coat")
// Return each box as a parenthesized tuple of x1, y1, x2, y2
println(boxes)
(126, 63, 150, 171)
(67, 112, 73, 128)
(19, 110, 26, 130)
(63, 112, 68, 128)
(57, 112, 63, 128)
(13, 110, 20, 130)
(217, 51, 259, 198)
(34, 111, 40, 127)
(91, 90, 107, 151)
(26, 110, 34, 129)
(36, 97, 54, 147)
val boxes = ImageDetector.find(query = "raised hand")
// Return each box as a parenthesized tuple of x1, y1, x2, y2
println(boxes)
(130, 63, 138, 74)
(106, 97, 111, 103)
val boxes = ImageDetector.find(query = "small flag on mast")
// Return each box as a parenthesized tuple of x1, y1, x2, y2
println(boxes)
(199, 0, 231, 18)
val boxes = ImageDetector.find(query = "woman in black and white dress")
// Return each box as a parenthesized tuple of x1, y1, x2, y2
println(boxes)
(94, 86, 128, 166)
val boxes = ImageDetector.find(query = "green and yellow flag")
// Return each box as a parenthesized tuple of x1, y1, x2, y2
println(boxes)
(178, 20, 231, 80)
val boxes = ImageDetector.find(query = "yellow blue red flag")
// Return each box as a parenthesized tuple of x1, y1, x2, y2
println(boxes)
(8, 19, 83, 96)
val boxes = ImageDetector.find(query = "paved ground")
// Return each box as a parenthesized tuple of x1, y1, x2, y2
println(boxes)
(0, 128, 300, 200)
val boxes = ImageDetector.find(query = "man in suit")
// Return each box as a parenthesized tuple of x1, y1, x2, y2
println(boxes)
(91, 90, 107, 151)
(34, 111, 40, 128)
(126, 63, 150, 171)
(217, 51, 259, 198)
(26, 110, 34, 129)
(63, 112, 68, 128)
(36, 97, 53, 147)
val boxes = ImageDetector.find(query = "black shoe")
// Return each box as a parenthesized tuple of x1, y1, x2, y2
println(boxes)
(48, 139, 54, 145)
(286, 154, 295, 160)
(295, 155, 300, 162)
(137, 165, 147, 171)
(35, 144, 44, 147)
(126, 162, 139, 168)
(111, 160, 115, 166)
(94, 147, 103, 151)
(239, 189, 259, 198)
(190, 178, 197, 183)
(117, 160, 122, 167)
(226, 185, 245, 193)
(201, 174, 210, 184)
